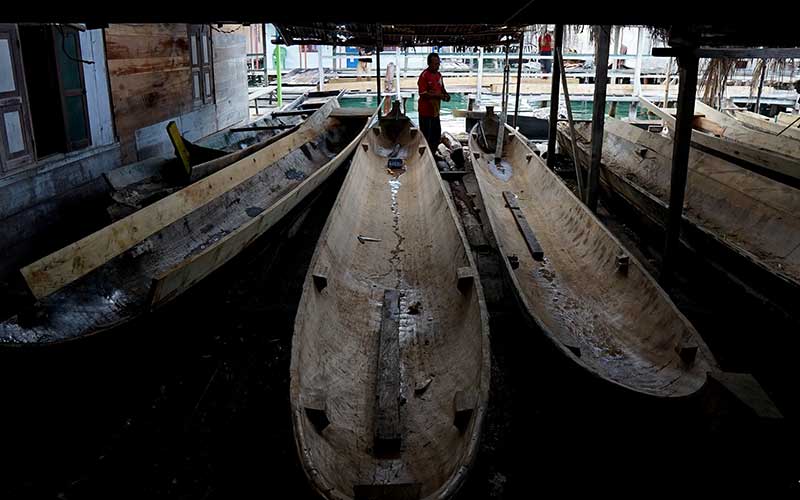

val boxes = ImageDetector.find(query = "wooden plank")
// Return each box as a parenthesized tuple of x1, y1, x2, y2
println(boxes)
(272, 109, 314, 117)
(330, 107, 375, 117)
(21, 113, 321, 299)
(639, 97, 800, 184)
(149, 103, 376, 305)
(374, 288, 402, 454)
(502, 191, 544, 261)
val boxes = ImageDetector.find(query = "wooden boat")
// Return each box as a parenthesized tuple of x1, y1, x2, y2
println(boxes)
(556, 118, 800, 313)
(0, 96, 377, 345)
(726, 107, 800, 143)
(453, 107, 549, 140)
(105, 90, 342, 220)
(639, 97, 800, 185)
(470, 114, 715, 397)
(290, 106, 490, 499)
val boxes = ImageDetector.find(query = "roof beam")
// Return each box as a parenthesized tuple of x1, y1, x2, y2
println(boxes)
(653, 47, 800, 59)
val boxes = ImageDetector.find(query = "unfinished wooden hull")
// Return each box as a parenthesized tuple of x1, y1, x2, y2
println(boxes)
(557, 118, 800, 312)
(0, 98, 376, 345)
(727, 108, 800, 143)
(470, 122, 714, 397)
(104, 91, 342, 218)
(290, 116, 490, 499)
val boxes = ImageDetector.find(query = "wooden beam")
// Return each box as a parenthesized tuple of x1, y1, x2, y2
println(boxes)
(586, 25, 611, 212)
(513, 31, 525, 129)
(547, 24, 564, 168)
(556, 45, 584, 200)
(503, 191, 544, 261)
(661, 53, 699, 288)
(374, 288, 401, 455)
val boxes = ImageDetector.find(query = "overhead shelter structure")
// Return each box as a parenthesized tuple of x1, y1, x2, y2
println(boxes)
(271, 23, 527, 115)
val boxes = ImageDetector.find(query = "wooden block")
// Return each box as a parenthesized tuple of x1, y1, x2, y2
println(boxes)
(502, 191, 544, 261)
(457, 267, 475, 293)
(507, 254, 520, 269)
(439, 170, 467, 180)
(453, 390, 476, 433)
(353, 483, 422, 500)
(418, 145, 426, 156)
(362, 143, 369, 152)
(473, 151, 480, 160)
(302, 389, 330, 432)
(375, 289, 402, 456)
(312, 273, 327, 291)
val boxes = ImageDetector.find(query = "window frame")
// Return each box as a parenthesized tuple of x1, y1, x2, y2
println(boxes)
(188, 24, 215, 108)
(0, 24, 35, 173)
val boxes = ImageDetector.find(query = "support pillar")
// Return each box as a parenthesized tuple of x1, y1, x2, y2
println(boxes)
(477, 47, 484, 103)
(661, 52, 699, 288)
(546, 24, 564, 167)
(586, 25, 610, 212)
(513, 31, 525, 128)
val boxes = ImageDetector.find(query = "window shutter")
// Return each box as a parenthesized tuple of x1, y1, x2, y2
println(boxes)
(0, 24, 34, 172)
(52, 26, 90, 151)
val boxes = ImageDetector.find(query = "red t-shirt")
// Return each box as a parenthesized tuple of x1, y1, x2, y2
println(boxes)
(418, 68, 444, 118)
(538, 33, 552, 53)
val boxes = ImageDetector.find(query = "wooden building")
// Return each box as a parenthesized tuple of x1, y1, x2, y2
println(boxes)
(0, 23, 248, 278)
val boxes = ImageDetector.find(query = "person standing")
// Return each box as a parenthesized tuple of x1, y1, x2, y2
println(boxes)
(538, 30, 553, 76)
(417, 53, 450, 148)
(357, 47, 372, 81)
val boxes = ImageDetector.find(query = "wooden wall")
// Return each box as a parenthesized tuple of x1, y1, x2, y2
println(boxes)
(105, 23, 248, 163)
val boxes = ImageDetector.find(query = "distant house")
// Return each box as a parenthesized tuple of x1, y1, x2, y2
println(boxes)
(0, 23, 248, 279)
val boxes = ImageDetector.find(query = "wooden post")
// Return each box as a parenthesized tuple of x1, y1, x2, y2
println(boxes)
(376, 44, 382, 113)
(547, 24, 564, 168)
(661, 51, 699, 288)
(663, 57, 672, 107)
(262, 24, 269, 87)
(586, 25, 611, 212)
(276, 43, 282, 107)
(495, 46, 510, 160)
(634, 27, 643, 96)
(318, 45, 324, 91)
(477, 47, 484, 103)
(395, 46, 401, 101)
(755, 59, 766, 114)
(513, 32, 525, 128)
(556, 47, 584, 199)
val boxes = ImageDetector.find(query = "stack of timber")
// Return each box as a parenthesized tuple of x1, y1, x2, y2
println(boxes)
(291, 107, 490, 499)
(0, 95, 378, 345)
(470, 114, 715, 397)
(556, 117, 800, 314)
(638, 97, 800, 185)
(105, 91, 342, 219)
(727, 107, 800, 143)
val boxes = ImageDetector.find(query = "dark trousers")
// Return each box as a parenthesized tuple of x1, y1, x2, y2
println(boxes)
(419, 116, 441, 149)
(541, 51, 552, 74)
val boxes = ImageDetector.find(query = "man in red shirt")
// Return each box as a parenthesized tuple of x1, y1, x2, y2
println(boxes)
(417, 53, 450, 148)
(538, 30, 553, 76)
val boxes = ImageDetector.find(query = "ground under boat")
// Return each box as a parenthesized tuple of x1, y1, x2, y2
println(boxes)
(0, 96, 377, 345)
(104, 90, 342, 220)
(556, 117, 800, 313)
(290, 105, 490, 499)
(470, 114, 714, 397)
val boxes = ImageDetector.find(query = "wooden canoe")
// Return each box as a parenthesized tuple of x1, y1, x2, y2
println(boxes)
(556, 118, 800, 311)
(290, 111, 490, 499)
(638, 97, 800, 185)
(453, 108, 549, 140)
(727, 108, 800, 143)
(104, 91, 342, 219)
(0, 97, 377, 345)
(470, 119, 715, 397)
